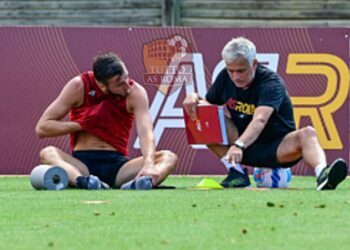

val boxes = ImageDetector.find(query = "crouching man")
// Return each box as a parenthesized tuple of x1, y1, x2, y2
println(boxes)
(183, 37, 348, 190)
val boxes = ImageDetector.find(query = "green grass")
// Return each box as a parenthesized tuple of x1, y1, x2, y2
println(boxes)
(1, 176, 350, 250)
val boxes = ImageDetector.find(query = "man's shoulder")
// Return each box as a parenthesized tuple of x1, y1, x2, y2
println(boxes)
(130, 79, 142, 88)
(256, 64, 278, 77)
(127, 80, 148, 105)
(66, 75, 84, 92)
(256, 64, 283, 85)
(57, 75, 84, 108)
(130, 80, 146, 96)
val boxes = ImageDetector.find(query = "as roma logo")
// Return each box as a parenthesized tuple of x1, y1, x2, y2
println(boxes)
(142, 35, 193, 95)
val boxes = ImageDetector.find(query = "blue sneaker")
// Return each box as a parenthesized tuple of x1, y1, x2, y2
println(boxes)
(120, 176, 153, 190)
(76, 175, 110, 190)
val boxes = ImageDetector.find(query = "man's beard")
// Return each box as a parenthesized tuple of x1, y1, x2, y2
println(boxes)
(106, 87, 130, 98)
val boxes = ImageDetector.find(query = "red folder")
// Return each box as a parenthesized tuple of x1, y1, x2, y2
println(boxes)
(183, 104, 228, 145)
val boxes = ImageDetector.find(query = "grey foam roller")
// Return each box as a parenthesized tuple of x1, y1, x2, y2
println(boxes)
(30, 165, 68, 190)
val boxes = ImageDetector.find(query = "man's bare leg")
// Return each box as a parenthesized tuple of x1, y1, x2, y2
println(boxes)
(276, 126, 326, 167)
(39, 146, 89, 186)
(115, 150, 177, 188)
(277, 126, 348, 190)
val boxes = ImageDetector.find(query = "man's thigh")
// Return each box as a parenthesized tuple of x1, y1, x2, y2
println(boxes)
(242, 137, 301, 168)
(41, 146, 90, 176)
(275, 131, 304, 165)
(115, 156, 144, 187)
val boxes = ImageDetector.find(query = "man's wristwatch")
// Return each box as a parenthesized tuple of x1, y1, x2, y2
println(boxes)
(234, 140, 246, 151)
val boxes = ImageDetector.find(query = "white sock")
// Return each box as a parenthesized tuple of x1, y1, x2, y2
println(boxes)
(315, 163, 327, 177)
(220, 156, 244, 174)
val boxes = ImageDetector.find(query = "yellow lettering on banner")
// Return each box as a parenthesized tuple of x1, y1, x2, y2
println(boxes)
(286, 54, 349, 149)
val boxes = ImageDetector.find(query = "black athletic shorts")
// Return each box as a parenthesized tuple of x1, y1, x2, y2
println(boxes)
(241, 137, 301, 168)
(72, 150, 130, 187)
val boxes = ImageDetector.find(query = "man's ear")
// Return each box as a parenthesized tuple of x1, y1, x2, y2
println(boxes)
(252, 59, 258, 70)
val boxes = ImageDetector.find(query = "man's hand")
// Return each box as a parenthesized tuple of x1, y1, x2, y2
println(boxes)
(225, 145, 243, 165)
(136, 164, 160, 186)
(71, 106, 94, 130)
(183, 93, 200, 121)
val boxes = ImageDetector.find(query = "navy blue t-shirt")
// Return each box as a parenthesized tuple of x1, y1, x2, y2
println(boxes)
(205, 64, 295, 143)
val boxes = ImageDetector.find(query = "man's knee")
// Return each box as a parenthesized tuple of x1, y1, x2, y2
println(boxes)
(299, 126, 317, 140)
(39, 146, 60, 162)
(157, 150, 178, 170)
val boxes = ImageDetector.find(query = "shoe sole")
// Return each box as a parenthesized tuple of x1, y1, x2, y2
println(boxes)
(317, 160, 348, 191)
(220, 182, 251, 188)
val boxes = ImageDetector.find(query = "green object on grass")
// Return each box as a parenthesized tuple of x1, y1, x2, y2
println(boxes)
(194, 178, 223, 189)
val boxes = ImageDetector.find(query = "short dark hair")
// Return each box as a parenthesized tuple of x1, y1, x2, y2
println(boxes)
(93, 52, 124, 84)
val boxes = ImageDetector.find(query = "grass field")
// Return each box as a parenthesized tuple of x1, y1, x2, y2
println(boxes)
(1, 175, 350, 250)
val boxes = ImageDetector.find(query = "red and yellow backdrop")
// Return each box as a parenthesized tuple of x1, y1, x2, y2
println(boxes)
(0, 27, 349, 175)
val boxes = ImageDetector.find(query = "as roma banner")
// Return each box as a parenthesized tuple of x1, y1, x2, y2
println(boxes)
(0, 27, 349, 175)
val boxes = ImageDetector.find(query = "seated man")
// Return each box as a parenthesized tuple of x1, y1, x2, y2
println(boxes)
(183, 37, 348, 190)
(35, 52, 178, 190)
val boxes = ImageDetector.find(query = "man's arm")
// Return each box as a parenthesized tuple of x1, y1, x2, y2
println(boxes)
(225, 106, 274, 164)
(127, 83, 158, 180)
(35, 76, 84, 138)
(237, 106, 274, 147)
